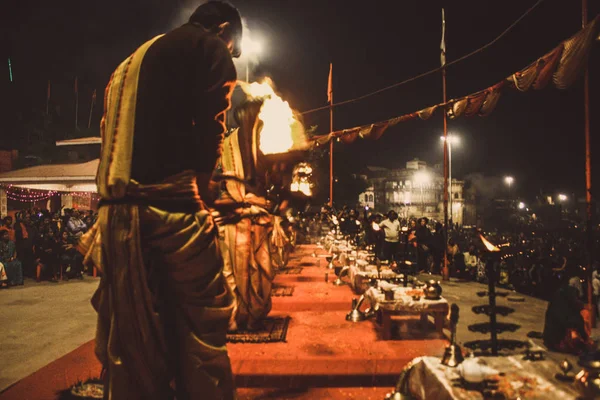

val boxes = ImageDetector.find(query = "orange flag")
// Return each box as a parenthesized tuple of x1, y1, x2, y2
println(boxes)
(327, 63, 333, 104)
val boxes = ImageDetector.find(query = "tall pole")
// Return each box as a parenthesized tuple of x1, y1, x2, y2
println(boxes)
(328, 63, 334, 208)
(449, 141, 453, 227)
(441, 9, 449, 280)
(246, 62, 249, 83)
(582, 0, 595, 327)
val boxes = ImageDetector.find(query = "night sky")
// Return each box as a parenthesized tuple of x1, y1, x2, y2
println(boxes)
(2, 0, 599, 200)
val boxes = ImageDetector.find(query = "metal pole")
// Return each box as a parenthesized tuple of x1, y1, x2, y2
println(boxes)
(582, 0, 595, 327)
(329, 66, 334, 208)
(246, 62, 249, 83)
(442, 68, 450, 281)
(449, 141, 453, 227)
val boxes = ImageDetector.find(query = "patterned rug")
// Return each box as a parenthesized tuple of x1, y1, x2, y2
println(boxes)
(272, 286, 294, 297)
(278, 267, 303, 275)
(227, 317, 291, 343)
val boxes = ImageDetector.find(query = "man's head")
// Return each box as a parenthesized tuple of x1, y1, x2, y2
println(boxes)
(72, 211, 80, 219)
(387, 210, 397, 221)
(3, 216, 12, 227)
(189, 1, 243, 58)
(0, 230, 8, 242)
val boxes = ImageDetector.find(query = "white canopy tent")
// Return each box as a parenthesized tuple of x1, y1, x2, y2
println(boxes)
(0, 159, 98, 192)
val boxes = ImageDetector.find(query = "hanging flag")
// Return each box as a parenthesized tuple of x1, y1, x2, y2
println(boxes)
(440, 9, 447, 67)
(327, 63, 333, 103)
(74, 77, 78, 93)
(47, 81, 51, 100)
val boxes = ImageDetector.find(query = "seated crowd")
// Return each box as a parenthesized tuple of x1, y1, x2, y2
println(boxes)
(0, 207, 97, 288)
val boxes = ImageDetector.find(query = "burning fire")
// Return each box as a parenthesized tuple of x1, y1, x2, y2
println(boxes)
(291, 181, 312, 196)
(479, 234, 501, 252)
(290, 162, 314, 196)
(241, 78, 303, 155)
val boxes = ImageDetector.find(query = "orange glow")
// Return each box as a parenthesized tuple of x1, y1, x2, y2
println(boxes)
(291, 181, 312, 196)
(241, 78, 303, 155)
(479, 234, 501, 252)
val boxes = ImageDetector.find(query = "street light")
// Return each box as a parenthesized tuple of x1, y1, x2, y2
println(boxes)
(518, 202, 526, 210)
(241, 34, 264, 82)
(441, 135, 460, 224)
(504, 176, 514, 201)
(558, 193, 568, 202)
(414, 171, 431, 214)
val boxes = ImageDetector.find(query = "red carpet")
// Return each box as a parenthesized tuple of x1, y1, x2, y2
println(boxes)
(1, 245, 447, 399)
(0, 341, 100, 400)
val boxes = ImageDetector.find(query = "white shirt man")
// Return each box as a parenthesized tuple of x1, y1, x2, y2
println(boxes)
(380, 218, 400, 243)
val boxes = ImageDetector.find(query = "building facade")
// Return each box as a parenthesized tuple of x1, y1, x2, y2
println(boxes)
(358, 159, 466, 225)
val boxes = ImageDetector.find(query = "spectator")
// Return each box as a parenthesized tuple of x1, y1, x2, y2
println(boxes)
(379, 210, 400, 262)
(83, 215, 94, 230)
(415, 217, 431, 273)
(429, 222, 445, 274)
(58, 230, 84, 279)
(0, 230, 23, 286)
(66, 210, 87, 240)
(0, 261, 8, 288)
(543, 275, 593, 354)
(35, 227, 59, 282)
(52, 212, 63, 232)
(593, 269, 600, 318)
(15, 213, 36, 277)
(0, 216, 16, 242)
(463, 244, 480, 280)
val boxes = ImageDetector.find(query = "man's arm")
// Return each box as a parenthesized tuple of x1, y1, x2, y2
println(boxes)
(193, 35, 237, 173)
(193, 35, 237, 202)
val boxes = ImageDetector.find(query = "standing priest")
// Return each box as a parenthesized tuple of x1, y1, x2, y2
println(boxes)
(78, 2, 242, 399)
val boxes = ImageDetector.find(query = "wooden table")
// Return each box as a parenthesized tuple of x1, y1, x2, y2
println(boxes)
(365, 285, 449, 340)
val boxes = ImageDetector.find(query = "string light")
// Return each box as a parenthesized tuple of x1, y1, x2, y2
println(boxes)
(1, 185, 58, 202)
(0, 184, 98, 203)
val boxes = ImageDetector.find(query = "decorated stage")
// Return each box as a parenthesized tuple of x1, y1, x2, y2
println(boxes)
(0, 245, 448, 400)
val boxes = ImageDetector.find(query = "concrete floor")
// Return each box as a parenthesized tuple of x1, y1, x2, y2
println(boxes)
(0, 277, 99, 392)
(417, 273, 600, 367)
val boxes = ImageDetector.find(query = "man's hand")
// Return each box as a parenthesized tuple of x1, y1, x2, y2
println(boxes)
(211, 210, 242, 226)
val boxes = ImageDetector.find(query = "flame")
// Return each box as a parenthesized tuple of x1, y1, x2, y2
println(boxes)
(372, 222, 381, 231)
(290, 162, 313, 196)
(291, 181, 312, 196)
(479, 234, 501, 252)
(241, 78, 300, 155)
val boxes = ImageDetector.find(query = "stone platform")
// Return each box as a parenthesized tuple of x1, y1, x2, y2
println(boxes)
(0, 244, 448, 400)
(232, 244, 448, 398)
